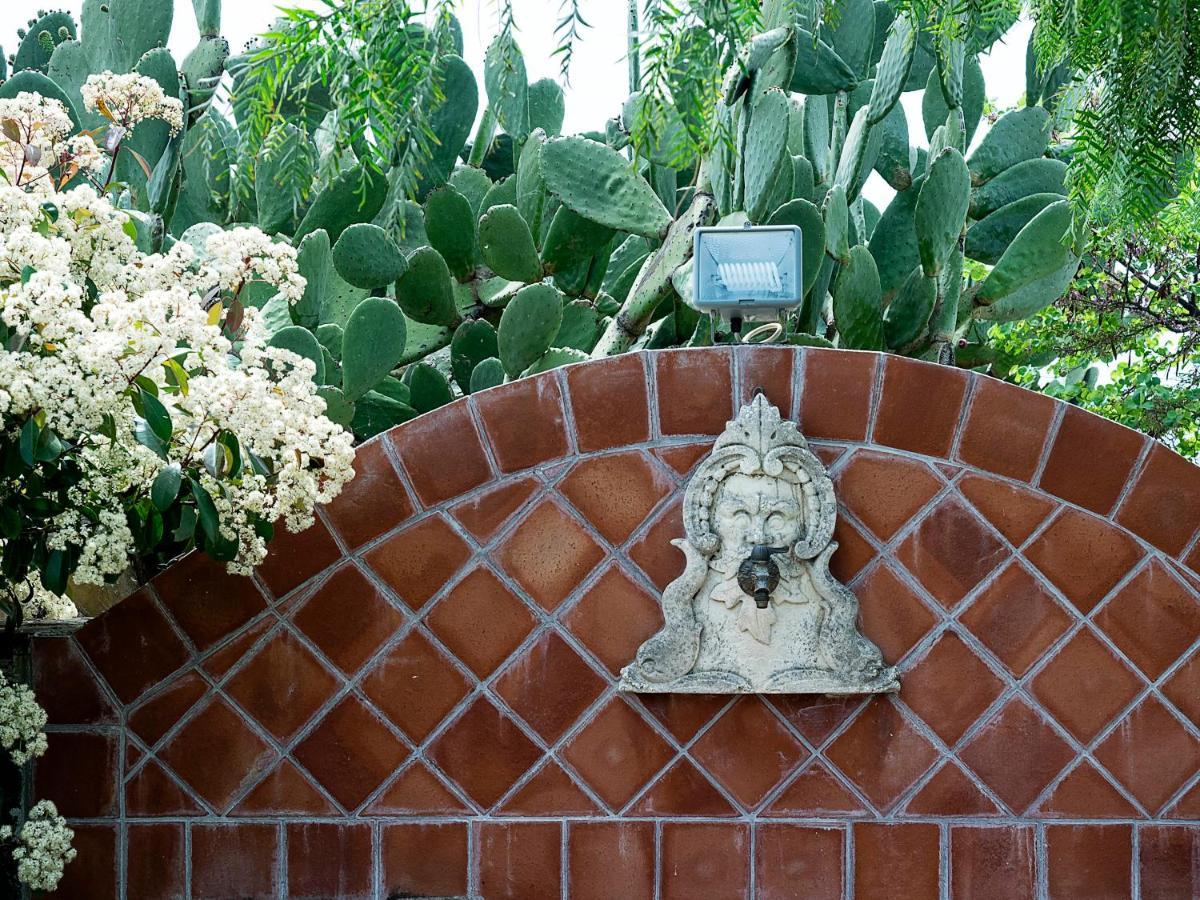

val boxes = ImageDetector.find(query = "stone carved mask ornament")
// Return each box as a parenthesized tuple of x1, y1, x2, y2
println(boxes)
(620, 394, 899, 694)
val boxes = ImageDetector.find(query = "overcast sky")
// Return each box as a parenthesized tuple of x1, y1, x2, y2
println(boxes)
(2, 1, 1031, 207)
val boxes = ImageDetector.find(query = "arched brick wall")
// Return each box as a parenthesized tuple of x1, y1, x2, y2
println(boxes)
(31, 348, 1200, 899)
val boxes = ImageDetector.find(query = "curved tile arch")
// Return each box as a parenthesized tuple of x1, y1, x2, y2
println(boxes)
(32, 348, 1200, 899)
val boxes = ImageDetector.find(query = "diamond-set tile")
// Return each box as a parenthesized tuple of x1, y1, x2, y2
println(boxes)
(424, 567, 536, 678)
(959, 697, 1075, 814)
(364, 514, 473, 610)
(1023, 508, 1144, 613)
(1094, 560, 1200, 680)
(562, 697, 675, 811)
(1094, 697, 1200, 813)
(428, 697, 542, 810)
(493, 631, 607, 743)
(834, 451, 943, 541)
(959, 561, 1073, 676)
(360, 630, 471, 742)
(561, 564, 663, 675)
(1029, 628, 1142, 743)
(853, 563, 939, 664)
(290, 564, 405, 677)
(900, 631, 1004, 745)
(224, 629, 341, 742)
(895, 495, 1009, 609)
(556, 451, 674, 546)
(627, 758, 737, 817)
(825, 699, 939, 812)
(690, 697, 808, 809)
(957, 472, 1057, 546)
(497, 498, 606, 611)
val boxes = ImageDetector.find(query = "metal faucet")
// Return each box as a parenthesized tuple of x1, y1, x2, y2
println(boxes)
(737, 545, 788, 609)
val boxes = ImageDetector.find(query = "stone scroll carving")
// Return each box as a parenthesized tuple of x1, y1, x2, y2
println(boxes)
(620, 394, 899, 695)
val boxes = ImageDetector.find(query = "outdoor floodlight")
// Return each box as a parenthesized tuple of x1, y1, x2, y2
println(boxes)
(692, 223, 803, 330)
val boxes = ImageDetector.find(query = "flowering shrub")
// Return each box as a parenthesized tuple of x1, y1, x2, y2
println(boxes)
(0, 801, 75, 891)
(0, 84, 355, 619)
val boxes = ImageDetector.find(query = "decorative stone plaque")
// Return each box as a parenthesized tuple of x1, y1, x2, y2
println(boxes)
(620, 393, 899, 695)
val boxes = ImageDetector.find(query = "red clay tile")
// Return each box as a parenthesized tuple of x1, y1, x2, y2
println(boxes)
(34, 731, 117, 817)
(52, 824, 116, 900)
(825, 698, 939, 811)
(424, 566, 535, 677)
(1033, 760, 1139, 818)
(33, 639, 117, 726)
(363, 513, 472, 610)
(1116, 443, 1200, 555)
(691, 697, 807, 808)
(768, 694, 864, 745)
(873, 356, 968, 458)
(256, 516, 343, 597)
(951, 825, 1036, 900)
(959, 561, 1073, 676)
(154, 553, 269, 652)
(362, 628, 471, 742)
(1166, 780, 1200, 818)
(854, 822, 940, 900)
(500, 759, 600, 815)
(854, 563, 939, 664)
(127, 669, 208, 747)
(834, 450, 944, 540)
(637, 693, 730, 742)
(569, 821, 655, 900)
(557, 451, 674, 545)
(496, 498, 605, 610)
(449, 477, 539, 543)
(627, 757, 738, 816)
(287, 823, 372, 900)
(654, 441, 714, 476)
(364, 761, 470, 815)
(493, 631, 606, 742)
(1030, 627, 1142, 742)
(1023, 507, 1144, 613)
(903, 762, 1001, 817)
(901, 631, 1004, 744)
(230, 760, 337, 816)
(292, 694, 409, 811)
(475, 373, 571, 472)
(655, 347, 735, 436)
(388, 400, 493, 506)
(660, 822, 750, 900)
(429, 696, 542, 809)
(798, 348, 877, 441)
(478, 821, 562, 900)
(201, 616, 272, 678)
(1095, 696, 1200, 813)
(764, 762, 869, 817)
(737, 345, 796, 411)
(125, 738, 143, 772)
(1139, 825, 1200, 900)
(830, 516, 877, 582)
(1039, 406, 1146, 514)
(757, 824, 843, 900)
(958, 472, 1057, 546)
(158, 696, 275, 812)
(895, 495, 1009, 608)
(382, 822, 469, 898)
(959, 697, 1075, 814)
(1046, 825, 1132, 900)
(566, 353, 651, 452)
(191, 823, 279, 900)
(127, 823, 185, 900)
(563, 564, 663, 675)
(75, 588, 190, 704)
(1095, 560, 1200, 679)
(290, 564, 404, 676)
(225, 629, 340, 741)
(323, 439, 414, 549)
(126, 759, 205, 816)
(1163, 648, 1200, 726)
(957, 377, 1056, 481)
(562, 696, 674, 811)
(627, 496, 685, 590)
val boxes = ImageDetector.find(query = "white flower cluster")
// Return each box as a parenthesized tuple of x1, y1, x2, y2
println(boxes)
(0, 672, 48, 766)
(82, 72, 184, 136)
(0, 94, 356, 584)
(0, 801, 76, 892)
(0, 93, 105, 188)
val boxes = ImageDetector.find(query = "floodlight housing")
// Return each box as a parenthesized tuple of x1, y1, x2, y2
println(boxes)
(692, 224, 803, 323)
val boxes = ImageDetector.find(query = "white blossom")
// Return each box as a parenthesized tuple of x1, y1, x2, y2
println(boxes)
(7, 801, 75, 892)
(0, 672, 47, 766)
(82, 72, 184, 136)
(204, 227, 307, 303)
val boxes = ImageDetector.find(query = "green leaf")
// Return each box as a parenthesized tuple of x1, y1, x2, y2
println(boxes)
(151, 464, 183, 511)
(189, 477, 221, 544)
(19, 417, 39, 467)
(139, 388, 173, 443)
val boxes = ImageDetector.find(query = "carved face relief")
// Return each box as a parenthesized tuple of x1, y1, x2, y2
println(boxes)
(619, 393, 899, 696)
(713, 472, 805, 560)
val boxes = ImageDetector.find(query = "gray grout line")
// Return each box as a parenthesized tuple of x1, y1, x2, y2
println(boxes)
(1031, 400, 1067, 487)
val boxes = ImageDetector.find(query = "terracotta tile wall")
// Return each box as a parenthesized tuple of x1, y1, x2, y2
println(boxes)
(32, 348, 1200, 899)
